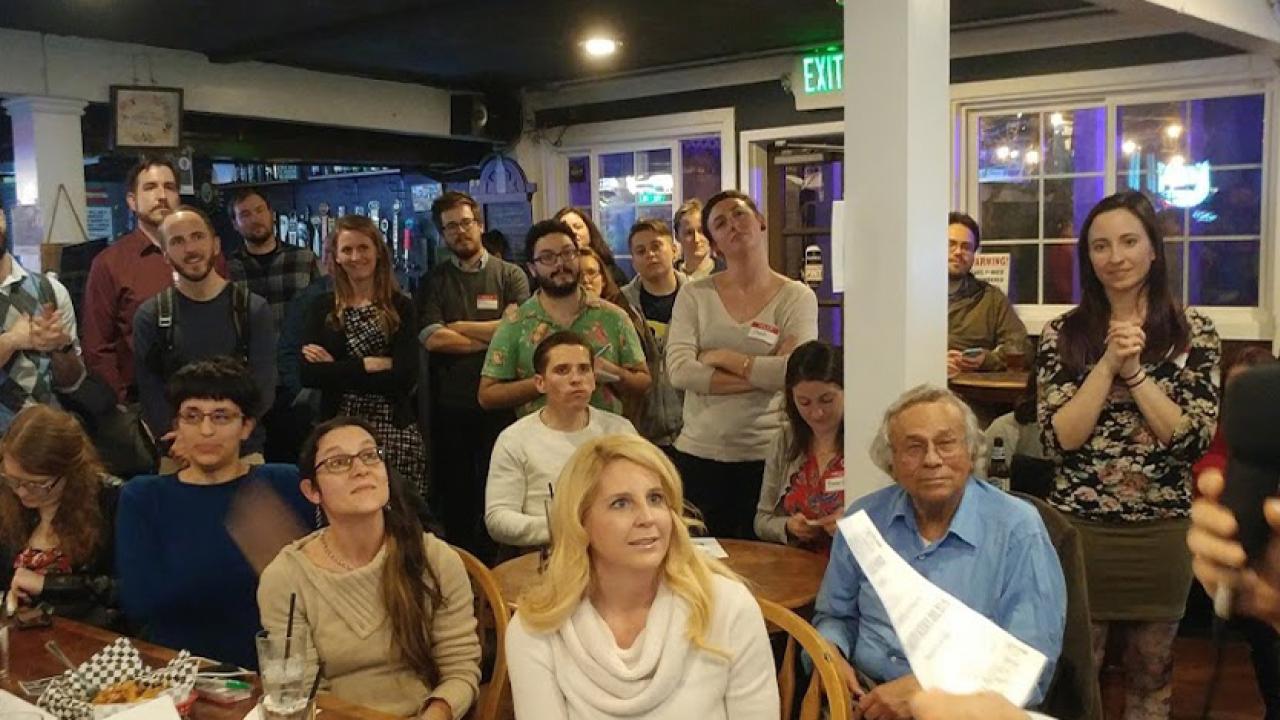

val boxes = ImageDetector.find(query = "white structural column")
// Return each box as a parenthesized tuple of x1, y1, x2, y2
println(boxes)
(3, 96, 89, 270)
(842, 0, 950, 500)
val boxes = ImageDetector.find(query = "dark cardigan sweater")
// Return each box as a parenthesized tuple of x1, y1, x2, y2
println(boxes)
(299, 291, 420, 428)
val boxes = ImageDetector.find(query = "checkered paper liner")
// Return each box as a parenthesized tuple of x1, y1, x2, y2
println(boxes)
(37, 637, 198, 720)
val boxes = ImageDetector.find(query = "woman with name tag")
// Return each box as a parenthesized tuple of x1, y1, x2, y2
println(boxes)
(1036, 191, 1219, 720)
(505, 433, 778, 719)
(754, 340, 844, 552)
(258, 416, 481, 720)
(666, 189, 818, 539)
(301, 215, 428, 498)
(0, 405, 122, 629)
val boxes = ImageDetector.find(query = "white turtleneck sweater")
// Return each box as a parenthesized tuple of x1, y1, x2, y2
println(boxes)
(505, 574, 778, 720)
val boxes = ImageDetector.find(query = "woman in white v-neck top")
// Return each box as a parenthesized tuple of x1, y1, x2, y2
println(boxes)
(665, 190, 818, 539)
(505, 434, 778, 720)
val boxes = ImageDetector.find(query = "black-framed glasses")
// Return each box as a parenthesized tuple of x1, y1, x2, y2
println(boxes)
(533, 249, 579, 267)
(315, 447, 384, 475)
(3, 473, 63, 494)
(177, 409, 244, 426)
(443, 217, 478, 235)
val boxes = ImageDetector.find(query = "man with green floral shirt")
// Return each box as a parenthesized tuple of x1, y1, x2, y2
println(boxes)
(480, 219, 649, 417)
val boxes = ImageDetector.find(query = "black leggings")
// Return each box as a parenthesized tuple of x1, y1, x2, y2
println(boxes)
(670, 449, 765, 540)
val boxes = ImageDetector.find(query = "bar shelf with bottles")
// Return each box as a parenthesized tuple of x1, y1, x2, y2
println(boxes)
(210, 161, 437, 292)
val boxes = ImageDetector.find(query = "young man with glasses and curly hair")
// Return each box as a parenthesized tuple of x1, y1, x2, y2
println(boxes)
(116, 356, 314, 669)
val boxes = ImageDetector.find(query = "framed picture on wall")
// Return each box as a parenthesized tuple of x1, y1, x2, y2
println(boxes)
(110, 85, 183, 150)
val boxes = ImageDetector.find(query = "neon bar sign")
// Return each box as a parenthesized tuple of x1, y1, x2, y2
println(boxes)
(801, 50, 844, 96)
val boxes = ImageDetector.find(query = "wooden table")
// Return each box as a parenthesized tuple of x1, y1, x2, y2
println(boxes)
(4, 619, 396, 720)
(493, 538, 828, 610)
(949, 370, 1030, 426)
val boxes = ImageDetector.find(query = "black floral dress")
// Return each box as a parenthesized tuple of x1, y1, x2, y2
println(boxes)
(1036, 309, 1220, 522)
(338, 305, 428, 496)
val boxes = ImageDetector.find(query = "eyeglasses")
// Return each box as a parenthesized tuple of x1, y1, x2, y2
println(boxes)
(315, 447, 384, 475)
(443, 217, 478, 235)
(533, 249, 579, 267)
(580, 267, 602, 280)
(177, 409, 244, 426)
(3, 473, 63, 494)
(897, 437, 966, 463)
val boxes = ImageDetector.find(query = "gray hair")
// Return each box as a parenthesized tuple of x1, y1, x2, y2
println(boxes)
(868, 384, 987, 476)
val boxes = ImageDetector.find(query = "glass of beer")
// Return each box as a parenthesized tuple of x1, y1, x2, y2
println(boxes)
(255, 631, 314, 720)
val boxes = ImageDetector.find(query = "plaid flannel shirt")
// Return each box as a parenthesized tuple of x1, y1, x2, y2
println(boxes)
(226, 242, 320, 329)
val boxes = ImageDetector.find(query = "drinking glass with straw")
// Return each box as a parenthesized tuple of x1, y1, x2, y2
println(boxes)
(256, 593, 314, 720)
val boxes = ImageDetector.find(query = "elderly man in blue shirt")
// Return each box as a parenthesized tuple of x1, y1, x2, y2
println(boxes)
(814, 384, 1066, 719)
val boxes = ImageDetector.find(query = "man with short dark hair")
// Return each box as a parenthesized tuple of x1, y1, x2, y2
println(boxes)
(484, 330, 637, 549)
(0, 209, 85, 431)
(480, 219, 649, 417)
(946, 212, 1028, 376)
(133, 207, 276, 469)
(82, 156, 184, 402)
(225, 188, 320, 462)
(417, 190, 530, 556)
(620, 218, 686, 448)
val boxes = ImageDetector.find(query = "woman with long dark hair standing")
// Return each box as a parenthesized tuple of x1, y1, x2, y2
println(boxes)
(301, 216, 427, 497)
(0, 405, 121, 628)
(554, 207, 629, 287)
(258, 417, 481, 719)
(754, 340, 843, 552)
(1036, 190, 1219, 719)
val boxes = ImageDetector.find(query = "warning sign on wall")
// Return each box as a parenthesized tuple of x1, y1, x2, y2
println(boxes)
(972, 253, 1010, 295)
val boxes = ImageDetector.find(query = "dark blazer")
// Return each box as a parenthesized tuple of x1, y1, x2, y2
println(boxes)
(299, 291, 420, 427)
(1, 476, 123, 630)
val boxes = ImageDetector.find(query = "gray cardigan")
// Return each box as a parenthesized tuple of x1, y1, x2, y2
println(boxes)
(620, 271, 687, 446)
(754, 426, 806, 544)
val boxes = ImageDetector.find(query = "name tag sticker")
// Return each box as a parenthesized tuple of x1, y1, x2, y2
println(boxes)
(747, 321, 781, 346)
(476, 294, 499, 310)
(825, 473, 846, 493)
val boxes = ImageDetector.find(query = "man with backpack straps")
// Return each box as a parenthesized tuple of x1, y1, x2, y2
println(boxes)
(133, 205, 276, 472)
(0, 209, 86, 432)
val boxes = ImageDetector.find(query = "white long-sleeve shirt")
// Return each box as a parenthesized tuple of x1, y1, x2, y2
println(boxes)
(665, 277, 817, 462)
(506, 574, 779, 720)
(484, 407, 637, 547)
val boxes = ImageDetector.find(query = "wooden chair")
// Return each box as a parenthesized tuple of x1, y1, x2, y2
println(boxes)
(759, 597, 853, 720)
(453, 546, 512, 720)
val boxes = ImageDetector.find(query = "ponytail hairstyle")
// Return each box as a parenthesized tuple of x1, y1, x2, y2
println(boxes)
(299, 416, 443, 685)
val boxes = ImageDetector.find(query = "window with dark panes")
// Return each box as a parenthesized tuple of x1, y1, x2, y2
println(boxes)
(973, 93, 1265, 308)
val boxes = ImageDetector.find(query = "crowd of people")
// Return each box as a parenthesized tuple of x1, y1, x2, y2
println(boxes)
(1, 153, 1276, 720)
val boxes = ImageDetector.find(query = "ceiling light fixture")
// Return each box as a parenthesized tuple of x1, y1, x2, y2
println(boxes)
(583, 36, 620, 57)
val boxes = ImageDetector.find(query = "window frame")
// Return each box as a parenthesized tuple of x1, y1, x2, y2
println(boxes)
(952, 55, 1278, 342)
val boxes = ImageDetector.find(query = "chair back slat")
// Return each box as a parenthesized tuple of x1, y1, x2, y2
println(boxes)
(759, 598, 852, 720)
(454, 546, 512, 720)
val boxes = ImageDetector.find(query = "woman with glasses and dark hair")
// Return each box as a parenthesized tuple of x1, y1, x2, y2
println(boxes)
(0, 405, 122, 628)
(116, 357, 315, 669)
(754, 340, 843, 552)
(302, 216, 427, 498)
(554, 207, 629, 286)
(258, 416, 481, 720)
(1036, 191, 1220, 719)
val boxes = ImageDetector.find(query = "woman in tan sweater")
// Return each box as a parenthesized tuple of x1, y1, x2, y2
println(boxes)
(258, 416, 481, 720)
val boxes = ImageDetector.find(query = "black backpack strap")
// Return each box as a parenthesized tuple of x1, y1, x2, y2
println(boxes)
(37, 273, 56, 308)
(230, 281, 251, 362)
(145, 287, 176, 378)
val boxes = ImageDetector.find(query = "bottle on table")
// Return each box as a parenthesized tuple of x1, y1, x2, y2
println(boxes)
(988, 437, 1010, 491)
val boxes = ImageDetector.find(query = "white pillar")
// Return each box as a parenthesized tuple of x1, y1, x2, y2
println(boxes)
(843, 0, 950, 500)
(3, 96, 88, 271)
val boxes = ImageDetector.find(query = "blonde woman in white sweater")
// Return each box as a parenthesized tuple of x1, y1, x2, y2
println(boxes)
(505, 434, 778, 720)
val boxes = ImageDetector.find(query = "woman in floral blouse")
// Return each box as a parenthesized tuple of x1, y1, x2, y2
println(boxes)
(1036, 191, 1219, 720)
(754, 340, 843, 553)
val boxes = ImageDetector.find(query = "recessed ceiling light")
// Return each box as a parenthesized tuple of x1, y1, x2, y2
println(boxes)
(582, 36, 620, 57)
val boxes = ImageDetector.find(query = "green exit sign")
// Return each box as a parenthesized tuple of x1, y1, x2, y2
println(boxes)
(802, 50, 844, 95)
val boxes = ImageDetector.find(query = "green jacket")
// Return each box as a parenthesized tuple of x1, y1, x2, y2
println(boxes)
(947, 274, 1029, 370)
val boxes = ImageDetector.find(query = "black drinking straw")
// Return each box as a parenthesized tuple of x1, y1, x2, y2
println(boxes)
(306, 662, 324, 707)
(284, 593, 297, 660)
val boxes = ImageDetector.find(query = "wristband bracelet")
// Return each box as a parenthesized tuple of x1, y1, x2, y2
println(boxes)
(1119, 368, 1144, 382)
(1124, 373, 1148, 389)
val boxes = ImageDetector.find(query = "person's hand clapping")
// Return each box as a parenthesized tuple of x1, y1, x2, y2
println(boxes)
(1104, 320, 1145, 378)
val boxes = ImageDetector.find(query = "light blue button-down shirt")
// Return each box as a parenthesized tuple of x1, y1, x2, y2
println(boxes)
(813, 478, 1066, 704)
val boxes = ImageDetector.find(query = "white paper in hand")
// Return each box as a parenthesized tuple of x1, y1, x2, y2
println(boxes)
(837, 510, 1046, 706)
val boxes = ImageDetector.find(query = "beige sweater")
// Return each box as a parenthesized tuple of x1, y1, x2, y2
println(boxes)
(258, 531, 481, 718)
